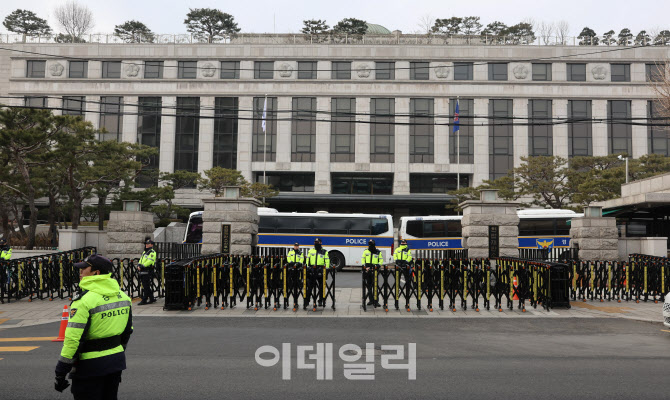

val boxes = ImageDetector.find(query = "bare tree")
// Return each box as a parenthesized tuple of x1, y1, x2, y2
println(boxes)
(556, 20, 570, 45)
(537, 21, 555, 45)
(417, 14, 434, 35)
(650, 61, 670, 119)
(53, 0, 93, 42)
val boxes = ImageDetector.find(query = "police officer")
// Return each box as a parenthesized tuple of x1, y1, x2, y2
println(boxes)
(1, 238, 12, 293)
(137, 238, 157, 305)
(393, 239, 413, 266)
(361, 239, 382, 308)
(0, 238, 11, 261)
(54, 254, 133, 400)
(287, 242, 304, 265)
(306, 238, 329, 308)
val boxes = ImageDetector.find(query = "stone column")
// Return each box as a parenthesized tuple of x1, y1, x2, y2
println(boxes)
(460, 190, 519, 259)
(201, 194, 261, 255)
(106, 211, 155, 259)
(315, 96, 331, 194)
(121, 96, 138, 144)
(237, 96, 253, 182)
(393, 97, 410, 195)
(276, 96, 292, 164)
(355, 97, 370, 165)
(631, 100, 648, 158)
(592, 100, 608, 156)
(85, 95, 100, 130)
(434, 97, 449, 166)
(570, 206, 619, 260)
(513, 98, 528, 168)
(552, 99, 569, 158)
(473, 98, 489, 186)
(158, 96, 177, 174)
(198, 96, 215, 174)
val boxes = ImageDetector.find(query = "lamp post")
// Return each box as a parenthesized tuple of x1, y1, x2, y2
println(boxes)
(618, 155, 629, 183)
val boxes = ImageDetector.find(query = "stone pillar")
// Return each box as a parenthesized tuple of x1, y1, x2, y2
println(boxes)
(314, 96, 331, 194)
(460, 189, 519, 259)
(393, 97, 410, 195)
(570, 206, 619, 260)
(472, 98, 489, 186)
(513, 98, 528, 168)
(434, 97, 449, 166)
(106, 211, 155, 259)
(237, 96, 253, 182)
(355, 97, 370, 165)
(121, 96, 138, 144)
(198, 96, 215, 175)
(552, 99, 569, 159)
(201, 191, 261, 255)
(592, 100, 608, 156)
(631, 100, 648, 158)
(158, 96, 176, 174)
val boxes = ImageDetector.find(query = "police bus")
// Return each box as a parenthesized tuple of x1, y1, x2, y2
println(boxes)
(398, 209, 583, 255)
(183, 209, 394, 271)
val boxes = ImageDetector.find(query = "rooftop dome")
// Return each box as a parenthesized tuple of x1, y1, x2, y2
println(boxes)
(365, 23, 392, 35)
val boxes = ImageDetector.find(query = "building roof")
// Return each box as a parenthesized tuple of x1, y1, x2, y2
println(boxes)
(365, 23, 392, 35)
(595, 171, 670, 210)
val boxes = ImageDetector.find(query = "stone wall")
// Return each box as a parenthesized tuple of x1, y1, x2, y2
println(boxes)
(570, 217, 619, 260)
(460, 201, 519, 259)
(201, 198, 261, 255)
(106, 211, 155, 259)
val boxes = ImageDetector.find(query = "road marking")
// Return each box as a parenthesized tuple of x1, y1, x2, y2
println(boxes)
(0, 346, 39, 352)
(0, 319, 9, 325)
(0, 337, 57, 342)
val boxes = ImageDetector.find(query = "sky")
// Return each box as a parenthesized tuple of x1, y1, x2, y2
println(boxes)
(1, 0, 669, 37)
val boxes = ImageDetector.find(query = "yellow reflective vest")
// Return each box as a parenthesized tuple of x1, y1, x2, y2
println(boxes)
(307, 248, 330, 269)
(361, 249, 383, 266)
(393, 245, 413, 263)
(287, 249, 305, 264)
(59, 274, 133, 378)
(0, 246, 11, 260)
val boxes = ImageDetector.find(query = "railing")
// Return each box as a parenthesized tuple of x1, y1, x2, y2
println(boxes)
(155, 242, 201, 262)
(2, 33, 669, 47)
(518, 247, 578, 263)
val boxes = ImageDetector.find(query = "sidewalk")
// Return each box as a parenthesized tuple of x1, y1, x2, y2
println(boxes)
(0, 288, 664, 329)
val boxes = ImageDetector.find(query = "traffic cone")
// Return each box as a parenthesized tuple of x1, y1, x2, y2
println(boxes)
(52, 305, 69, 342)
(513, 277, 519, 301)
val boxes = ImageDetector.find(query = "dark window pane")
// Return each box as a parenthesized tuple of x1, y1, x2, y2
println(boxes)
(213, 97, 238, 169)
(24, 96, 47, 108)
(529, 99, 553, 156)
(255, 172, 315, 192)
(568, 100, 592, 157)
(349, 219, 372, 235)
(298, 61, 317, 79)
(648, 101, 670, 156)
(406, 221, 422, 237)
(331, 98, 355, 162)
(449, 99, 474, 163)
(532, 63, 551, 81)
(489, 99, 513, 180)
(27, 60, 46, 78)
(331, 62, 351, 79)
(69, 61, 88, 78)
(410, 174, 471, 193)
(174, 97, 200, 175)
(370, 218, 389, 235)
(611, 64, 630, 82)
(488, 63, 508, 81)
(291, 97, 316, 162)
(144, 61, 164, 79)
(375, 62, 395, 80)
(454, 62, 473, 80)
(608, 100, 632, 155)
(371, 98, 395, 163)
(567, 64, 586, 81)
(410, 62, 429, 80)
(137, 97, 162, 187)
(102, 61, 121, 78)
(178, 61, 197, 79)
(276, 217, 312, 233)
(220, 61, 240, 79)
(313, 218, 348, 234)
(410, 98, 434, 163)
(330, 174, 393, 195)
(254, 61, 274, 79)
(62, 96, 85, 116)
(99, 96, 123, 142)
(519, 219, 555, 236)
(646, 63, 665, 82)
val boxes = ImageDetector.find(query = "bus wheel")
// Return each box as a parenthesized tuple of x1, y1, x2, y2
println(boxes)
(329, 251, 345, 272)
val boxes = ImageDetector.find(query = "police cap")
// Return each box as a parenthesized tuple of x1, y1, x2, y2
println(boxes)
(314, 238, 322, 244)
(74, 254, 113, 274)
(368, 239, 375, 246)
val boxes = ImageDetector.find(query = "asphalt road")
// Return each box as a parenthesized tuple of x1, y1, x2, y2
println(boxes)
(1, 317, 669, 400)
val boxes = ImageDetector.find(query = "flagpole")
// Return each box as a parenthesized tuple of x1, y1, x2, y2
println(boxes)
(456, 96, 460, 191)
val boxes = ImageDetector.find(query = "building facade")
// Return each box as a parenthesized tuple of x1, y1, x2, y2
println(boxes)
(1, 35, 669, 218)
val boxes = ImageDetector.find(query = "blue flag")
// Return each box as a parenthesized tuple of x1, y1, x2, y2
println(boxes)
(453, 99, 460, 133)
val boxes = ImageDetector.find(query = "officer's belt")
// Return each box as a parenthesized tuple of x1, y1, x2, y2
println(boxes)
(79, 334, 123, 353)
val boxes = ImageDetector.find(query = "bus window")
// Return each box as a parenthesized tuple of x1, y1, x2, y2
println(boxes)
(259, 216, 277, 233)
(276, 217, 313, 233)
(371, 218, 389, 235)
(185, 217, 203, 243)
(519, 219, 554, 236)
(349, 218, 371, 235)
(556, 219, 570, 235)
(423, 221, 447, 238)
(406, 220, 423, 237)
(314, 218, 348, 234)
(447, 221, 462, 236)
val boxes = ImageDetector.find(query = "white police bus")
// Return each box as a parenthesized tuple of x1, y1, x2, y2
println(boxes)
(399, 209, 583, 252)
(184, 209, 394, 270)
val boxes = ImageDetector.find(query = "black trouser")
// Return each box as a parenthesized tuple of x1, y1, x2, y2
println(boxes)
(140, 272, 154, 302)
(71, 371, 122, 400)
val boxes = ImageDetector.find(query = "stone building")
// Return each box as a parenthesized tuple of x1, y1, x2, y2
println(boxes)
(1, 30, 669, 220)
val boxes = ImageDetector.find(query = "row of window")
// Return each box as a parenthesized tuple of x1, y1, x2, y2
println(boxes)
(404, 218, 570, 238)
(26, 95, 670, 182)
(258, 215, 389, 235)
(24, 60, 667, 82)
